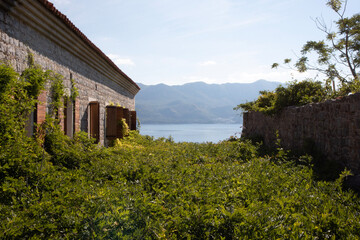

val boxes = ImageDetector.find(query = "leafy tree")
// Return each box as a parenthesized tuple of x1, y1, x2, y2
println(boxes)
(234, 80, 328, 115)
(272, 0, 360, 94)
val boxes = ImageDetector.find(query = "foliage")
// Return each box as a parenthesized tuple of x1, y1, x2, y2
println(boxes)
(244, 0, 359, 115)
(136, 117, 141, 132)
(2, 130, 360, 239)
(0, 63, 45, 142)
(70, 77, 79, 101)
(20, 65, 47, 100)
(48, 72, 65, 118)
(235, 79, 329, 115)
(2, 62, 360, 239)
(43, 118, 99, 169)
(272, 0, 360, 94)
(120, 118, 130, 137)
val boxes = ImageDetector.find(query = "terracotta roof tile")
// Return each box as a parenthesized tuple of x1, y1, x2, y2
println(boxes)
(36, 0, 140, 90)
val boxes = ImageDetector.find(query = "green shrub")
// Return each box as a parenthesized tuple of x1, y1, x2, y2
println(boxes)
(0, 64, 39, 142)
(2, 130, 360, 239)
(235, 79, 329, 115)
(1, 63, 360, 239)
(21, 65, 46, 99)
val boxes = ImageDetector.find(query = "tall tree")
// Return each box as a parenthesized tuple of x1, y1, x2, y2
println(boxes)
(272, 0, 360, 94)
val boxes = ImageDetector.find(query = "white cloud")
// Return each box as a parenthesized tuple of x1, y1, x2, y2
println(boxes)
(199, 61, 217, 66)
(107, 54, 135, 66)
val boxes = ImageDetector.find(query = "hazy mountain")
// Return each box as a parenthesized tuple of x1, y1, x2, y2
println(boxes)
(135, 80, 280, 124)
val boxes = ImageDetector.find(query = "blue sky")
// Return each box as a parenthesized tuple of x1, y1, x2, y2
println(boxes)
(52, 0, 360, 85)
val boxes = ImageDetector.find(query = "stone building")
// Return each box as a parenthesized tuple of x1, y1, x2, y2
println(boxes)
(0, 0, 140, 145)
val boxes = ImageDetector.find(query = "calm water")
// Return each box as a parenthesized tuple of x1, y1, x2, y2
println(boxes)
(140, 124, 242, 143)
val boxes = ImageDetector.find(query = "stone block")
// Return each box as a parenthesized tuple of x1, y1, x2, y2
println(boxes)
(0, 41, 6, 53)
(1, 32, 8, 43)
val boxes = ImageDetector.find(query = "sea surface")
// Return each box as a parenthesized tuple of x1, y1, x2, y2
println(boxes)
(140, 124, 242, 143)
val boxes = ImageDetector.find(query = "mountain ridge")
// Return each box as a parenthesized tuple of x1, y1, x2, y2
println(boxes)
(136, 80, 280, 124)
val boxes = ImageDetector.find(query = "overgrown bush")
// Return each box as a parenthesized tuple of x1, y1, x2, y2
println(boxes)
(0, 64, 39, 141)
(1, 63, 360, 239)
(235, 79, 330, 115)
(2, 131, 360, 238)
(43, 120, 100, 169)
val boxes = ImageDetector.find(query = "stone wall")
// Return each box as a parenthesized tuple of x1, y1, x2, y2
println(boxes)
(0, 1, 139, 145)
(242, 93, 360, 174)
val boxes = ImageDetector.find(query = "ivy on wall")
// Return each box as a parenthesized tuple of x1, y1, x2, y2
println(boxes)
(49, 72, 65, 119)
(70, 77, 79, 101)
(120, 118, 129, 137)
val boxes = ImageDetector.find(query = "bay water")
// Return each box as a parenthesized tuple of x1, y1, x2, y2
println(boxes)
(140, 124, 242, 143)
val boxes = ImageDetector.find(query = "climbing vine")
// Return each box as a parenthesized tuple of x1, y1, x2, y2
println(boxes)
(23, 52, 79, 120)
(0, 63, 37, 142)
(120, 118, 129, 137)
(48, 72, 65, 119)
(22, 51, 47, 100)
(70, 77, 79, 101)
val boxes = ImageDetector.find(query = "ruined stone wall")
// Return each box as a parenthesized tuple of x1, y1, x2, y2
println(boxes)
(0, 7, 136, 145)
(242, 93, 360, 174)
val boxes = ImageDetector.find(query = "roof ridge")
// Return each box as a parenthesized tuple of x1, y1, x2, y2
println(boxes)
(36, 0, 140, 90)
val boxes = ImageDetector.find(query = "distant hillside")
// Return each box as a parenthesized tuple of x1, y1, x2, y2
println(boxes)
(136, 80, 280, 124)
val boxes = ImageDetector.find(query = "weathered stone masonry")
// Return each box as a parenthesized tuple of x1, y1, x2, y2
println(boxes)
(0, 0, 140, 145)
(242, 93, 360, 174)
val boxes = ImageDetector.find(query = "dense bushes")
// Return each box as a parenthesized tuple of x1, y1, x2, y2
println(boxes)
(234, 80, 334, 115)
(2, 128, 360, 239)
(43, 123, 100, 169)
(1, 63, 360, 239)
(235, 80, 329, 115)
(0, 64, 38, 141)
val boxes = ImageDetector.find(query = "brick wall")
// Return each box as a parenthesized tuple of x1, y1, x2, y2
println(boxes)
(37, 90, 47, 125)
(242, 93, 360, 174)
(0, 4, 138, 145)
